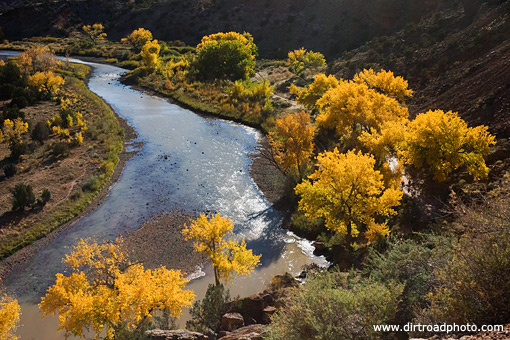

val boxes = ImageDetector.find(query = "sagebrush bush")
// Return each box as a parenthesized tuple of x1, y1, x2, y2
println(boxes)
(52, 142, 70, 158)
(11, 183, 36, 211)
(31, 121, 50, 143)
(265, 271, 403, 340)
(363, 236, 451, 325)
(3, 163, 16, 177)
(415, 179, 510, 332)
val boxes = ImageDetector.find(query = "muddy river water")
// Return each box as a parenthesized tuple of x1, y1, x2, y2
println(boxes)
(1, 54, 327, 339)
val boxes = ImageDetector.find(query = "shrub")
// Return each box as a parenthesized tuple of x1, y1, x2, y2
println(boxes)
(287, 48, 326, 75)
(3, 163, 16, 177)
(120, 60, 140, 69)
(187, 283, 231, 333)
(417, 230, 510, 331)
(9, 141, 28, 160)
(11, 183, 36, 211)
(363, 236, 450, 325)
(31, 121, 51, 143)
(40, 188, 51, 204)
(82, 175, 101, 192)
(3, 105, 24, 121)
(0, 83, 15, 100)
(265, 271, 403, 340)
(10, 96, 28, 109)
(52, 142, 70, 158)
(415, 180, 510, 334)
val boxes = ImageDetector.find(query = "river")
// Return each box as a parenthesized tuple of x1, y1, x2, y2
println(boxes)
(0, 53, 327, 339)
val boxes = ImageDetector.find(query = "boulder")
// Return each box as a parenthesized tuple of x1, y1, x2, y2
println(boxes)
(146, 329, 209, 340)
(262, 306, 277, 324)
(312, 241, 326, 255)
(219, 324, 266, 340)
(221, 312, 245, 331)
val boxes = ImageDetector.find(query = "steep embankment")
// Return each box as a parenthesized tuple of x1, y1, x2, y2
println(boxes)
(0, 0, 483, 59)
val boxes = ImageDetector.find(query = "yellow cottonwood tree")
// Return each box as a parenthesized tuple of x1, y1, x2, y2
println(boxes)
(287, 47, 326, 75)
(268, 111, 315, 182)
(1, 118, 28, 144)
(82, 23, 107, 44)
(17, 46, 57, 74)
(123, 28, 153, 52)
(353, 68, 413, 103)
(39, 238, 194, 340)
(28, 71, 65, 97)
(295, 149, 402, 246)
(182, 214, 261, 286)
(289, 73, 339, 111)
(398, 109, 495, 182)
(0, 281, 20, 340)
(316, 71, 410, 148)
(141, 40, 161, 69)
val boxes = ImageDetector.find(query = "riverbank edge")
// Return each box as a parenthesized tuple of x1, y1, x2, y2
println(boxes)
(0, 65, 139, 279)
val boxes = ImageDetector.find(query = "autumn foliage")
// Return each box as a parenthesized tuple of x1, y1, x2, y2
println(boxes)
(28, 71, 65, 97)
(287, 47, 326, 75)
(0, 281, 20, 340)
(141, 39, 161, 69)
(182, 213, 261, 285)
(399, 109, 495, 182)
(39, 238, 194, 339)
(295, 149, 402, 245)
(123, 28, 153, 52)
(268, 111, 315, 182)
(82, 23, 107, 44)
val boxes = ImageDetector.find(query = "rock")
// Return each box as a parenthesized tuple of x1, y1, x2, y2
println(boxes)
(221, 312, 245, 331)
(262, 306, 277, 324)
(312, 241, 326, 255)
(242, 315, 258, 326)
(269, 272, 299, 290)
(146, 329, 209, 340)
(219, 324, 266, 340)
(240, 295, 265, 323)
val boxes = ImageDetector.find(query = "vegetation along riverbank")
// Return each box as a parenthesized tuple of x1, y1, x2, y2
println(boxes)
(1, 0, 510, 339)
(0, 47, 130, 264)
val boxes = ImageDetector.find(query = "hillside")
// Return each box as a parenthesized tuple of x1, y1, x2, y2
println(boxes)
(329, 0, 510, 177)
(0, 0, 485, 59)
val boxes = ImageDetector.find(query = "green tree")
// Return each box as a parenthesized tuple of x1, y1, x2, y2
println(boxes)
(187, 283, 231, 333)
(182, 213, 261, 286)
(196, 32, 257, 80)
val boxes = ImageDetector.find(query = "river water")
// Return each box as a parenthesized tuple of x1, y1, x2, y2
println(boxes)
(1, 53, 327, 339)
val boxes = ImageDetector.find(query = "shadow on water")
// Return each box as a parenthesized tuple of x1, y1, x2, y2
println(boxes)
(0, 51, 327, 339)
